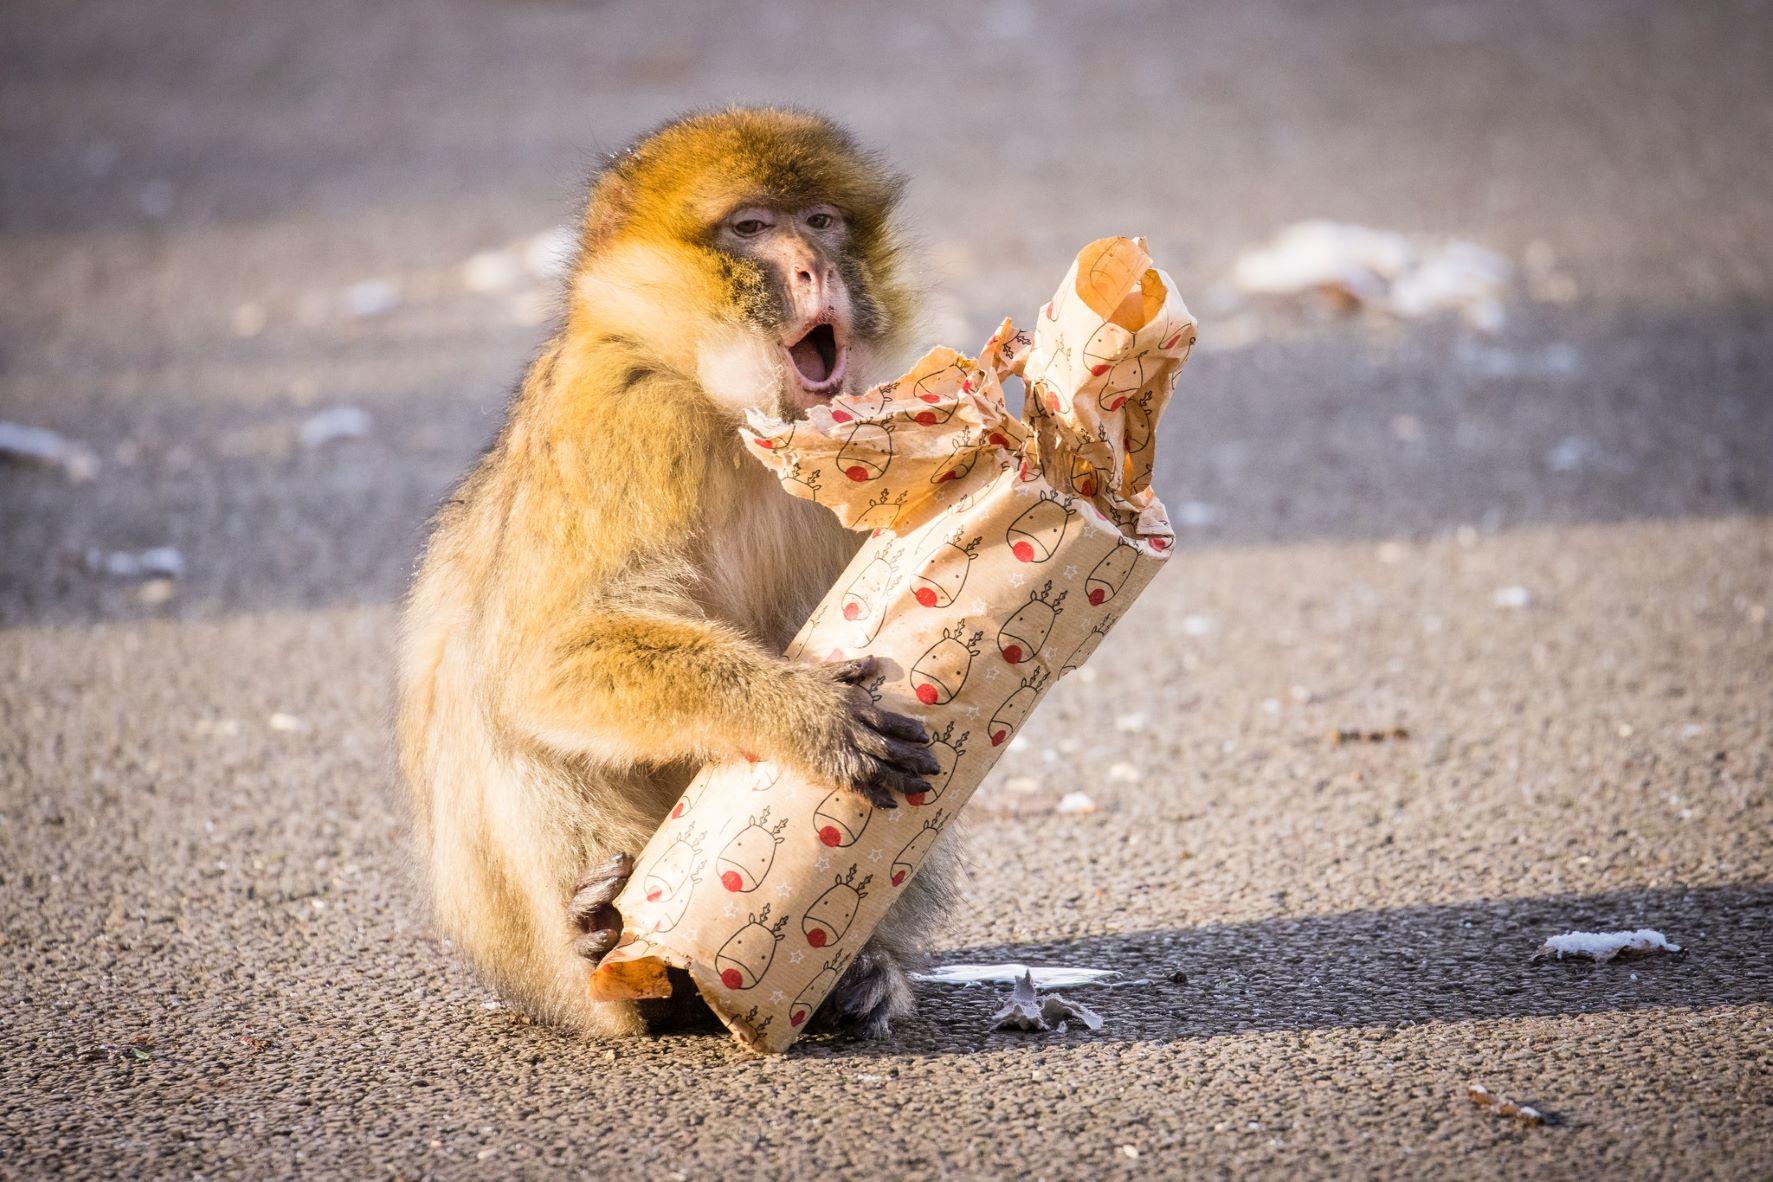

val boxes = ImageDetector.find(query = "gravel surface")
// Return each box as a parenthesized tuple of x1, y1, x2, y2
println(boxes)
(3, 1, 1770, 1178)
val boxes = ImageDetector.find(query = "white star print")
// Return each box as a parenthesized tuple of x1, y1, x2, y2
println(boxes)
(986, 666, 1002, 681)
(775, 882, 790, 897)
(969, 598, 988, 615)
(815, 854, 831, 871)
(789, 950, 805, 965)
(888, 808, 905, 823)
(769, 990, 785, 1004)
(722, 905, 737, 920)
(1064, 564, 1080, 579)
(868, 849, 883, 863)
(964, 704, 982, 717)
(1009, 572, 1025, 586)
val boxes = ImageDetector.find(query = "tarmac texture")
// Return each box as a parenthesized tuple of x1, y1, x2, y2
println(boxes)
(2, 1, 1769, 1178)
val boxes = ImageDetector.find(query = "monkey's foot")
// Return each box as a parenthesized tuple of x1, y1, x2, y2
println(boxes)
(817, 946, 916, 1040)
(569, 853, 632, 964)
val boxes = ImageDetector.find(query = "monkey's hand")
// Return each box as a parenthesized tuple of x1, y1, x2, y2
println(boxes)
(787, 656, 939, 808)
(569, 853, 633, 964)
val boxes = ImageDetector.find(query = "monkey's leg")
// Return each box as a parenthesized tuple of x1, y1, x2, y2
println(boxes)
(819, 832, 964, 1038)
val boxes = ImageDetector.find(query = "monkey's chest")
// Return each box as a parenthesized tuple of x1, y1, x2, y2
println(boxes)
(692, 482, 859, 652)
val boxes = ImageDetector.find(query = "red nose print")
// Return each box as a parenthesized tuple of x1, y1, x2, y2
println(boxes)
(670, 802, 685, 818)
(904, 791, 926, 806)
(791, 1009, 808, 1027)
(990, 729, 1007, 746)
(1107, 396, 1126, 411)
(845, 465, 870, 482)
(1012, 541, 1035, 563)
(645, 888, 663, 902)
(1090, 363, 1110, 376)
(914, 587, 938, 607)
(721, 870, 742, 892)
(742, 751, 760, 763)
(720, 968, 743, 989)
(1162, 332, 1183, 349)
(915, 683, 939, 705)
(806, 928, 828, 948)
(1151, 537, 1170, 551)
(915, 412, 937, 426)
(752, 438, 775, 449)
(922, 392, 943, 403)
(818, 826, 842, 847)
(892, 870, 907, 886)
(1002, 644, 1024, 664)
(1078, 478, 1096, 496)
(842, 601, 861, 620)
(988, 432, 1009, 448)
(1043, 301, 1055, 319)
(1088, 588, 1107, 606)
(831, 410, 852, 423)
(1044, 391, 1061, 412)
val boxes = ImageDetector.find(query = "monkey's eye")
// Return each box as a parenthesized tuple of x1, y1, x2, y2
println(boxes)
(805, 212, 835, 230)
(732, 218, 770, 237)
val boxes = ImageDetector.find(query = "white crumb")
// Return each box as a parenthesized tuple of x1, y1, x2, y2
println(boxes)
(1534, 929, 1680, 963)
(268, 712, 309, 733)
(988, 971, 1106, 1034)
(298, 405, 372, 448)
(1179, 613, 1215, 636)
(0, 421, 101, 482)
(1114, 712, 1148, 732)
(1106, 761, 1141, 783)
(1055, 791, 1098, 814)
(1492, 585, 1533, 608)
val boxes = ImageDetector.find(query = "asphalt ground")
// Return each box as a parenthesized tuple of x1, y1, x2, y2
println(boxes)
(2, 1, 1770, 1178)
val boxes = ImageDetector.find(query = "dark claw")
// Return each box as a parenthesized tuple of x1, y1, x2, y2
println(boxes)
(574, 928, 620, 962)
(870, 765, 932, 800)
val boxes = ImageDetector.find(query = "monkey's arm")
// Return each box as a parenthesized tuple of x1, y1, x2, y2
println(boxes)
(510, 606, 936, 804)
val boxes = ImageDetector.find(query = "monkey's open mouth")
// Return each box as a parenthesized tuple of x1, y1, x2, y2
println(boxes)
(784, 323, 846, 396)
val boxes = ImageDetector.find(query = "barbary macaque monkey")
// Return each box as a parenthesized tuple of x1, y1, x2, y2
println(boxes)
(398, 109, 959, 1038)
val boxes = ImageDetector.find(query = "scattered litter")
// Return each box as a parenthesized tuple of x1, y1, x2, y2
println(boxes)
(1492, 585, 1533, 609)
(462, 248, 525, 294)
(84, 546, 184, 580)
(341, 279, 400, 318)
(1231, 220, 1513, 332)
(1467, 1083, 1544, 1126)
(81, 1037, 155, 1064)
(238, 1034, 272, 1052)
(298, 405, 372, 448)
(913, 963, 1123, 989)
(479, 999, 506, 1012)
(1055, 791, 1098, 815)
(268, 713, 308, 733)
(1118, 1145, 1141, 1160)
(522, 225, 577, 279)
(989, 971, 1104, 1034)
(1545, 435, 1593, 473)
(1176, 501, 1223, 528)
(1533, 929, 1680, 963)
(1680, 723, 1704, 739)
(1106, 761, 1140, 783)
(855, 1072, 886, 1083)
(1328, 726, 1410, 746)
(0, 421, 101, 482)
(1179, 614, 1215, 637)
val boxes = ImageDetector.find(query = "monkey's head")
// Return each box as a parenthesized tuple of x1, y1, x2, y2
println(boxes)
(571, 108, 915, 417)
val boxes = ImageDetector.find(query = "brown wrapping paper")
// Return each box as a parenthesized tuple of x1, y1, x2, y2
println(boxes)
(589, 237, 1197, 1052)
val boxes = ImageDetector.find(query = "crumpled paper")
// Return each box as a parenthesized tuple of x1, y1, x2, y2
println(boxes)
(589, 237, 1196, 1053)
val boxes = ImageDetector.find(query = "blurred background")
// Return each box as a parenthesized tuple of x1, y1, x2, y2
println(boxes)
(2, 2, 1769, 1177)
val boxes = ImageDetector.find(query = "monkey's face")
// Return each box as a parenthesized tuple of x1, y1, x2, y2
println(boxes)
(711, 202, 878, 413)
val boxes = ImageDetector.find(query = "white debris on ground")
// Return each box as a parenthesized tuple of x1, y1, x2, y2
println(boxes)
(988, 971, 1105, 1034)
(913, 963, 1124, 989)
(1467, 1084, 1544, 1127)
(1533, 929, 1681, 963)
(0, 421, 101, 482)
(1230, 220, 1514, 332)
(298, 405, 373, 448)
(267, 713, 309, 734)
(1178, 613, 1215, 637)
(83, 546, 184, 580)
(1492, 585, 1533, 609)
(1106, 761, 1141, 784)
(1055, 791, 1098, 815)
(341, 279, 400, 319)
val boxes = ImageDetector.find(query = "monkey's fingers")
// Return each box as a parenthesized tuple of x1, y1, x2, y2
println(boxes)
(878, 736, 942, 777)
(862, 763, 934, 802)
(861, 705, 931, 744)
(569, 855, 633, 928)
(827, 656, 880, 684)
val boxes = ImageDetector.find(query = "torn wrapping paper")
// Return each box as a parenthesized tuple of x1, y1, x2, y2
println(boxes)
(589, 237, 1196, 1053)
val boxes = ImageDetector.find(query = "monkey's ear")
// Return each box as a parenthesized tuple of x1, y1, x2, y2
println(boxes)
(581, 173, 632, 254)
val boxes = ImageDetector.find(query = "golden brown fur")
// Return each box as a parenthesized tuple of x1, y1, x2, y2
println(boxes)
(398, 109, 958, 1036)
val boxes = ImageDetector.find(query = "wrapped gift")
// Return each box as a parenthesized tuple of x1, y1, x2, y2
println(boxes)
(589, 237, 1196, 1052)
